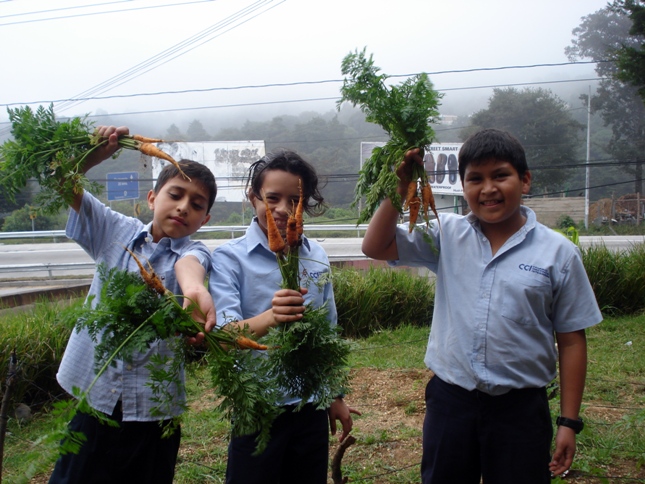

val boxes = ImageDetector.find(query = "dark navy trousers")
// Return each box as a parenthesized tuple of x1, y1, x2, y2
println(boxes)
(421, 375, 553, 484)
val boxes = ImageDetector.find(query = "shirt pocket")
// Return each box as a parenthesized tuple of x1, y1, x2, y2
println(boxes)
(500, 274, 552, 326)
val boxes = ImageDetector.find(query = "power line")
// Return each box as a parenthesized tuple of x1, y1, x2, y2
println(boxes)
(0, 0, 220, 26)
(2, 62, 603, 109)
(54, 0, 284, 114)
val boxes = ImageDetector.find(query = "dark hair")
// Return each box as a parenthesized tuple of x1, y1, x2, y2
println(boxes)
(458, 128, 528, 182)
(245, 149, 326, 216)
(154, 159, 217, 212)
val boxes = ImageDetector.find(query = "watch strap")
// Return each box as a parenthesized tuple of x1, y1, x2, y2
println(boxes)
(556, 416, 584, 434)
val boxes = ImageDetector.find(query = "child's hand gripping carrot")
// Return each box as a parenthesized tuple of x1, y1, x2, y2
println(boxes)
(83, 125, 130, 173)
(271, 287, 309, 325)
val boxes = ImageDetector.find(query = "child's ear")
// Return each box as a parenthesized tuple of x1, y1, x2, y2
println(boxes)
(147, 190, 156, 210)
(521, 171, 532, 194)
(200, 214, 211, 226)
(248, 192, 259, 211)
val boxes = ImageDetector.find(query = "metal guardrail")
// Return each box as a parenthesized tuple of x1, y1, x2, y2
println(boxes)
(0, 262, 95, 278)
(0, 224, 370, 240)
(0, 225, 370, 277)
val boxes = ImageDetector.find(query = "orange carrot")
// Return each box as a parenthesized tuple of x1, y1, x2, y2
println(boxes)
(408, 196, 421, 233)
(403, 180, 418, 211)
(295, 180, 304, 236)
(286, 214, 299, 248)
(125, 247, 168, 295)
(137, 142, 191, 181)
(263, 192, 285, 253)
(422, 183, 440, 231)
(235, 335, 268, 351)
(132, 134, 164, 143)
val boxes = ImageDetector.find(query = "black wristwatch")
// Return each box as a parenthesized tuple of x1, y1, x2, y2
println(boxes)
(556, 416, 584, 434)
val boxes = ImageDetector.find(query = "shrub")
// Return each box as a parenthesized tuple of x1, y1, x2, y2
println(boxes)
(0, 300, 78, 409)
(581, 244, 645, 316)
(556, 214, 577, 230)
(334, 265, 434, 337)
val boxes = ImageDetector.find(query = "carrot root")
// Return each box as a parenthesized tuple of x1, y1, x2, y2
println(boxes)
(137, 142, 191, 182)
(235, 336, 268, 351)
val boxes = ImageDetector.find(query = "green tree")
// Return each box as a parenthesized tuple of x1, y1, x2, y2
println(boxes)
(186, 119, 211, 141)
(2, 205, 67, 231)
(462, 87, 583, 195)
(165, 124, 184, 141)
(612, 1, 645, 101)
(566, 4, 645, 195)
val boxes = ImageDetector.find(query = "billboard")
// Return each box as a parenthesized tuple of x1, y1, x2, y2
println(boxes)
(360, 142, 463, 196)
(148, 141, 266, 202)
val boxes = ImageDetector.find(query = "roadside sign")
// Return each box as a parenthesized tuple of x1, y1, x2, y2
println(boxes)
(107, 172, 139, 201)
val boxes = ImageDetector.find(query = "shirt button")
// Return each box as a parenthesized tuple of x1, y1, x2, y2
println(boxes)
(111, 389, 117, 393)
(126, 364, 133, 371)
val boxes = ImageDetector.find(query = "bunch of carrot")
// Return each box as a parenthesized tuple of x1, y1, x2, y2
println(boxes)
(0, 104, 187, 215)
(262, 180, 351, 412)
(402, 162, 440, 233)
(265, 181, 304, 291)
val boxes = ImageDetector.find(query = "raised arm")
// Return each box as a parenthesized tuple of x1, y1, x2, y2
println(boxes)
(361, 148, 423, 261)
(70, 125, 129, 212)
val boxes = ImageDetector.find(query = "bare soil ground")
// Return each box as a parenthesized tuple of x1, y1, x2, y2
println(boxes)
(24, 367, 645, 483)
(326, 368, 645, 484)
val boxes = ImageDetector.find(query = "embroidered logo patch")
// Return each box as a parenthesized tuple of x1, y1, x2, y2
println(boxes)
(518, 263, 549, 278)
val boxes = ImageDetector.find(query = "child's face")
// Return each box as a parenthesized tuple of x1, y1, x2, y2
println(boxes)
(147, 176, 211, 242)
(249, 169, 301, 237)
(462, 158, 531, 234)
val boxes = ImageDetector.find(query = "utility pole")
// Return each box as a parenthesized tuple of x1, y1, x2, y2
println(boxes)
(585, 86, 592, 230)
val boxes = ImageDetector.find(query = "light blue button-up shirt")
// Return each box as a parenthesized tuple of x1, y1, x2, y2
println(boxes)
(209, 218, 337, 405)
(56, 192, 211, 421)
(392, 206, 602, 395)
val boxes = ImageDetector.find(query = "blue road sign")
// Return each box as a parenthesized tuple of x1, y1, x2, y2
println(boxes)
(107, 172, 140, 201)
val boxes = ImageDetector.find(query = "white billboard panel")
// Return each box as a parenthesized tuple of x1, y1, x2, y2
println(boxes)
(360, 141, 463, 196)
(148, 141, 266, 202)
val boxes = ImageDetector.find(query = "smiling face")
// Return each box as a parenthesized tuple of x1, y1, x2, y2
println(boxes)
(249, 169, 301, 237)
(147, 176, 211, 242)
(462, 158, 532, 237)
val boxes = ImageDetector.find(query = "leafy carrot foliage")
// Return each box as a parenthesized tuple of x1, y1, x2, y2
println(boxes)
(337, 48, 443, 223)
(0, 104, 103, 215)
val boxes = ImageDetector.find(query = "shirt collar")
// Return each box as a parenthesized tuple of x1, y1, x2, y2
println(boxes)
(246, 217, 311, 253)
(466, 205, 536, 236)
(131, 222, 192, 254)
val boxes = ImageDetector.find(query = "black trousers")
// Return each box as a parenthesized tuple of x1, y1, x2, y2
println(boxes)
(421, 375, 552, 484)
(48, 403, 181, 484)
(225, 403, 329, 484)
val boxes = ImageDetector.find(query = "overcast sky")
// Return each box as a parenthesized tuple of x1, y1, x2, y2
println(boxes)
(0, 0, 612, 132)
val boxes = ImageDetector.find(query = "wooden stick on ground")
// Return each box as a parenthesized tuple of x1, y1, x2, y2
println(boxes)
(331, 435, 356, 484)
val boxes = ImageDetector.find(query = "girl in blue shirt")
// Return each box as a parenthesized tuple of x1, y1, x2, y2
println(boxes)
(209, 149, 359, 484)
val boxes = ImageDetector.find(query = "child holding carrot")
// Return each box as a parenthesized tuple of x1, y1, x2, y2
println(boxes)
(49, 125, 217, 484)
(209, 149, 359, 484)
(362, 128, 602, 484)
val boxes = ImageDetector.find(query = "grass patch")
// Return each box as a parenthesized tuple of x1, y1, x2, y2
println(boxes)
(2, 280, 645, 482)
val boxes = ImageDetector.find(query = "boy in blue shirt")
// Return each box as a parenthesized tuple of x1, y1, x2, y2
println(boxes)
(49, 125, 217, 484)
(362, 128, 602, 483)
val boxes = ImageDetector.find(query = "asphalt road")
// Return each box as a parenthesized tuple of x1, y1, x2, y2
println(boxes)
(0, 235, 644, 281)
